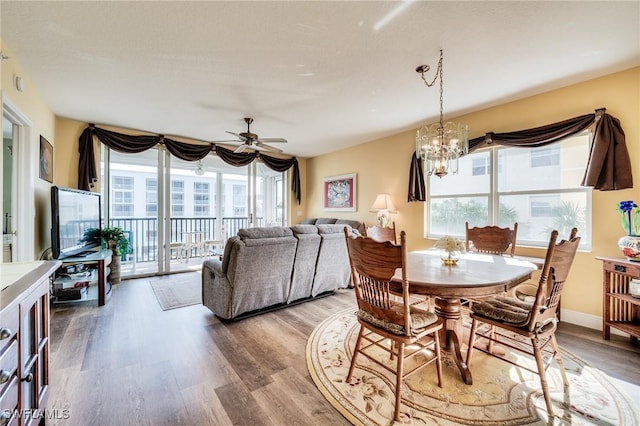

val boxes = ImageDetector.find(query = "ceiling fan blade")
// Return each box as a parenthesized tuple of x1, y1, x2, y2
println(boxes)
(257, 137, 288, 143)
(255, 141, 283, 153)
(234, 144, 249, 154)
(226, 131, 247, 141)
(212, 139, 243, 144)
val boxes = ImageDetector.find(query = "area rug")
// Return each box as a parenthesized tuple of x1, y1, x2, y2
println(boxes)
(150, 273, 201, 310)
(307, 308, 639, 425)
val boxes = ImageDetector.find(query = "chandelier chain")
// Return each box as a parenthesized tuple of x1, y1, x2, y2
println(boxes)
(438, 50, 444, 129)
(415, 49, 468, 178)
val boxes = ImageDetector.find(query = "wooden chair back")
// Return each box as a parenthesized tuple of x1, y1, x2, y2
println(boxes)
(527, 227, 580, 332)
(345, 228, 409, 335)
(465, 222, 518, 256)
(365, 222, 397, 244)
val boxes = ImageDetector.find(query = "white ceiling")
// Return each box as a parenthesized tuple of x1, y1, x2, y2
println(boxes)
(2, 1, 639, 157)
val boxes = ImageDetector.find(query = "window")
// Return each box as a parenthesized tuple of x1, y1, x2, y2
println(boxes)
(194, 182, 210, 216)
(530, 146, 560, 167)
(472, 156, 489, 176)
(427, 133, 591, 248)
(112, 176, 134, 217)
(232, 184, 246, 217)
(530, 195, 559, 218)
(171, 180, 184, 217)
(146, 178, 157, 217)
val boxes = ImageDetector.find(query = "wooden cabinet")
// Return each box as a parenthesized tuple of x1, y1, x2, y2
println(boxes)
(0, 261, 60, 426)
(596, 256, 640, 342)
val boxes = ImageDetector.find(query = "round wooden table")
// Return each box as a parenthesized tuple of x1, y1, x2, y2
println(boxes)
(391, 251, 537, 385)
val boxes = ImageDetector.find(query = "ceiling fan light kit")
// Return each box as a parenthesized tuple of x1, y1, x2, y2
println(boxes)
(215, 117, 287, 154)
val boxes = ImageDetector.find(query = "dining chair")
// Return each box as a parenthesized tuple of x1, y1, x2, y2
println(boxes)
(465, 222, 518, 256)
(365, 221, 397, 243)
(465, 228, 580, 418)
(344, 228, 443, 421)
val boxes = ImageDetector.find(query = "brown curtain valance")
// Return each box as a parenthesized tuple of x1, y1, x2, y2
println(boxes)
(407, 108, 632, 201)
(78, 124, 301, 204)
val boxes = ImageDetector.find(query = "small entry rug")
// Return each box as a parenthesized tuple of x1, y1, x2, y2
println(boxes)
(307, 308, 639, 425)
(150, 273, 201, 310)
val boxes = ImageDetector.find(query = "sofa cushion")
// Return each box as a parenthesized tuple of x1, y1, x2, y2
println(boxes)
(336, 219, 363, 231)
(289, 226, 322, 303)
(335, 219, 364, 234)
(317, 223, 357, 235)
(315, 218, 338, 224)
(301, 218, 318, 224)
(290, 224, 319, 234)
(238, 226, 293, 239)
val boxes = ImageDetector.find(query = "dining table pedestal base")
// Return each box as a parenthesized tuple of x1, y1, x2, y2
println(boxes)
(434, 297, 473, 385)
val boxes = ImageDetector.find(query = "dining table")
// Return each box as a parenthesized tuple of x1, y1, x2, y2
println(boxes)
(391, 250, 537, 385)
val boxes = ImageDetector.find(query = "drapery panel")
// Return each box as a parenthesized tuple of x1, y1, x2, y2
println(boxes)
(78, 124, 301, 204)
(407, 108, 632, 201)
(407, 152, 426, 202)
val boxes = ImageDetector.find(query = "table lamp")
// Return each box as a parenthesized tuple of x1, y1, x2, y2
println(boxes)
(369, 193, 397, 228)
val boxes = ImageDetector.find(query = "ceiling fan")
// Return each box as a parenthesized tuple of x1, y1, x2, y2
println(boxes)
(215, 117, 287, 153)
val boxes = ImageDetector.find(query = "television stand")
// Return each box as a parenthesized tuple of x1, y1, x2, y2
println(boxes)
(52, 249, 113, 306)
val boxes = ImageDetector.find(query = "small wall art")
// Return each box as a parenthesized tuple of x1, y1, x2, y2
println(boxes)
(39, 136, 53, 183)
(323, 173, 356, 211)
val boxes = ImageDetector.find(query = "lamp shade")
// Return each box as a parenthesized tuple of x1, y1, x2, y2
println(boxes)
(369, 193, 397, 213)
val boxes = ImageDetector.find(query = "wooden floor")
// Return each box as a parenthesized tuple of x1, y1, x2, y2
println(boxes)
(49, 273, 640, 425)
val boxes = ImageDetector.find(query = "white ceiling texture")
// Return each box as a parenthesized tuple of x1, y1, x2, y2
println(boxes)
(1, 1, 639, 157)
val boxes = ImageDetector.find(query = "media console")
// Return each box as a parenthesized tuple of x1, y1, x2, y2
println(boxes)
(52, 249, 113, 306)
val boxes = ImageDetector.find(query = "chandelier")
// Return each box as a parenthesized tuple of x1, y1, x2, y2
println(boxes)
(415, 49, 468, 178)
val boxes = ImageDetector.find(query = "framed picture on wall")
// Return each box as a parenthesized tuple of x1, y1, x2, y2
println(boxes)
(39, 136, 53, 183)
(323, 173, 357, 211)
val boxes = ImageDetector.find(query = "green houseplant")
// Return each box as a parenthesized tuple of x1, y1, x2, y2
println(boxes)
(101, 226, 130, 284)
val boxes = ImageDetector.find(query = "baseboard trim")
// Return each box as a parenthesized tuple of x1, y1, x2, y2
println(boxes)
(560, 308, 630, 337)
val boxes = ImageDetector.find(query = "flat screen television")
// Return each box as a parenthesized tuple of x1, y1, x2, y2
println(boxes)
(51, 186, 102, 259)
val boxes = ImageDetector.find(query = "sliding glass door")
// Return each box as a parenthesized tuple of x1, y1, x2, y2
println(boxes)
(102, 147, 287, 278)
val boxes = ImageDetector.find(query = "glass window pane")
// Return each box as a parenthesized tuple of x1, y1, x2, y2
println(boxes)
(430, 196, 489, 237)
(430, 151, 490, 196)
(498, 134, 590, 192)
(499, 192, 587, 244)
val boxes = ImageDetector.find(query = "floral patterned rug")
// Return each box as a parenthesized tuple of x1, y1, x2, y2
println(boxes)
(306, 309, 639, 425)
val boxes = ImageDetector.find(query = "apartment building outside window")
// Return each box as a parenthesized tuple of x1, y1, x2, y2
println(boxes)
(171, 180, 184, 217)
(232, 184, 246, 217)
(194, 182, 210, 216)
(146, 178, 157, 217)
(427, 133, 591, 248)
(112, 176, 134, 217)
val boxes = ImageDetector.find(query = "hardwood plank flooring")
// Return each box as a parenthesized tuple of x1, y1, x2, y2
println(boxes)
(49, 272, 640, 425)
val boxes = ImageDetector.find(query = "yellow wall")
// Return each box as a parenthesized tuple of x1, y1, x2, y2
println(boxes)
(307, 67, 640, 319)
(1, 42, 56, 259)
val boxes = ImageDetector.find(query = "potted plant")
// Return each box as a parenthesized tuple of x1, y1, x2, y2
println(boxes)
(101, 226, 130, 284)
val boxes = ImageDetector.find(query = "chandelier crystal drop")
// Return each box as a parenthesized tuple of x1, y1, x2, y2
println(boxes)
(415, 49, 468, 178)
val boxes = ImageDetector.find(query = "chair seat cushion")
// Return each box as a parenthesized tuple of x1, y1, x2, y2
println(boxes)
(356, 303, 438, 335)
(472, 296, 533, 326)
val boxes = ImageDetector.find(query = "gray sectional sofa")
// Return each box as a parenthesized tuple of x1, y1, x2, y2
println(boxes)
(202, 221, 361, 320)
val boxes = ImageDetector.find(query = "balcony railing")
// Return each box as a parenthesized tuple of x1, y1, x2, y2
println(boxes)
(108, 216, 264, 263)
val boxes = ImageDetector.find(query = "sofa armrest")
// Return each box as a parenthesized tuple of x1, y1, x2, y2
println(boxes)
(203, 258, 224, 277)
(202, 258, 234, 319)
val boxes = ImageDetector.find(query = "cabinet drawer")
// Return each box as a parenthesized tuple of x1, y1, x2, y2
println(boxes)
(0, 305, 18, 354)
(603, 261, 640, 277)
(0, 374, 18, 413)
(0, 340, 17, 397)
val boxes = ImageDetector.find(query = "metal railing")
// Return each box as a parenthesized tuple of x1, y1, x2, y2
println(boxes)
(108, 216, 264, 263)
